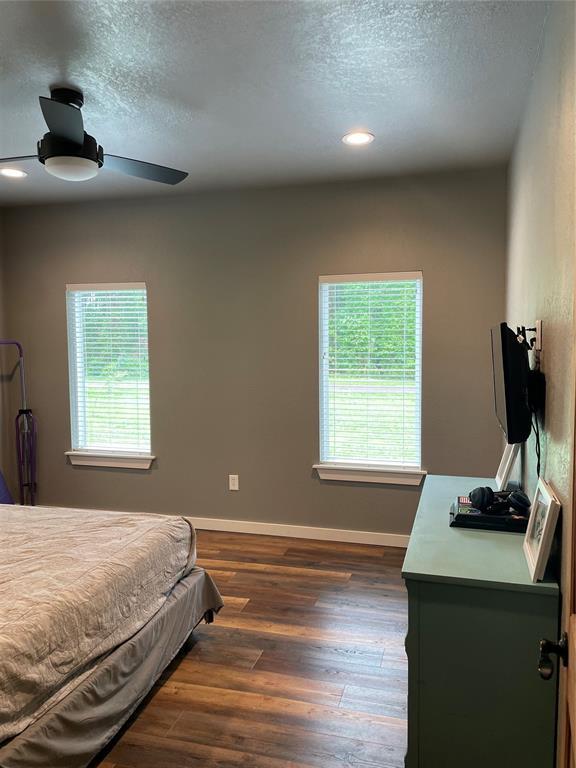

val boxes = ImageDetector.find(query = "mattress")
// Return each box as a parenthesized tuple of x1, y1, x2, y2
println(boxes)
(0, 504, 197, 744)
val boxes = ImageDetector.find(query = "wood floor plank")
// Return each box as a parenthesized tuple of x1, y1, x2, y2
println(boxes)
(94, 530, 408, 767)
(202, 569, 237, 584)
(255, 649, 407, 689)
(169, 709, 405, 768)
(340, 684, 407, 719)
(109, 731, 318, 768)
(240, 600, 407, 630)
(151, 682, 406, 745)
(315, 592, 408, 611)
(220, 583, 319, 606)
(199, 558, 352, 582)
(213, 613, 400, 647)
(189, 626, 385, 666)
(220, 596, 250, 612)
(169, 660, 345, 705)
(196, 531, 290, 553)
(184, 641, 263, 670)
(219, 572, 336, 597)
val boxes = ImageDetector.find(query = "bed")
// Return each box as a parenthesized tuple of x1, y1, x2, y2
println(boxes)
(0, 504, 223, 768)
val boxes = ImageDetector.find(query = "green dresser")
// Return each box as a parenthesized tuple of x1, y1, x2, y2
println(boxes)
(402, 475, 559, 768)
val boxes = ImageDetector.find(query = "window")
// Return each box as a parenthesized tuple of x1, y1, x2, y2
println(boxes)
(316, 272, 424, 484)
(65, 283, 153, 469)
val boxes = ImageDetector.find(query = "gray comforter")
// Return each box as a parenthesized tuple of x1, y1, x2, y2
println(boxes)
(0, 504, 196, 743)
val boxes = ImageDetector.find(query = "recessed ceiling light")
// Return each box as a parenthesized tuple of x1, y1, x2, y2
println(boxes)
(0, 168, 27, 179)
(342, 131, 375, 147)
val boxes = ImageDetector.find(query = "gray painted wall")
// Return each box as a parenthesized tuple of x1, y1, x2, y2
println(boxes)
(507, 0, 575, 568)
(0, 212, 7, 471)
(0, 212, 17, 475)
(2, 169, 506, 534)
(506, 3, 575, 757)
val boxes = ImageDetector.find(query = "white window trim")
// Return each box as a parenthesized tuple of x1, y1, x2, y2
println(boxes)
(319, 271, 422, 284)
(313, 463, 426, 485)
(66, 282, 147, 292)
(65, 451, 155, 470)
(317, 270, 424, 483)
(66, 282, 153, 461)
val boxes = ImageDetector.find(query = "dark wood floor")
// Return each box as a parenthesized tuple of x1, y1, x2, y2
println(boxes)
(97, 530, 408, 768)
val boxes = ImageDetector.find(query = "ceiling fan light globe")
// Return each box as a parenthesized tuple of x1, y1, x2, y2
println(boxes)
(44, 156, 99, 182)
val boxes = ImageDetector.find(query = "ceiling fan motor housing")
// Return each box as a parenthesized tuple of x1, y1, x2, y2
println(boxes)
(37, 133, 103, 167)
(50, 87, 84, 110)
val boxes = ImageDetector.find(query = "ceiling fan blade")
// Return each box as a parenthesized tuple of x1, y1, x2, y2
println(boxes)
(0, 155, 37, 163)
(39, 96, 84, 145)
(104, 154, 188, 185)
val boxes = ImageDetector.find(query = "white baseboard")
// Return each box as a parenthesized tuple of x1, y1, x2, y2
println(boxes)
(190, 516, 410, 548)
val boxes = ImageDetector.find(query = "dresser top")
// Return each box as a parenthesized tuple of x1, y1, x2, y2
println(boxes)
(402, 475, 558, 595)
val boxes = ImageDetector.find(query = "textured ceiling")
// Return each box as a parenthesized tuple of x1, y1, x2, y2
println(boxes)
(0, 0, 548, 204)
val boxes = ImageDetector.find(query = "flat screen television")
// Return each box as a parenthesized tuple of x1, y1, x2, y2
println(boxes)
(490, 322, 532, 444)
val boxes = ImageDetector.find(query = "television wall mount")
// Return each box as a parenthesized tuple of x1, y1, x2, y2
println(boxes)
(515, 325, 545, 414)
(516, 322, 542, 352)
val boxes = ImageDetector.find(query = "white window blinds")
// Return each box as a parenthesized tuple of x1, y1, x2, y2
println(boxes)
(66, 283, 151, 454)
(319, 272, 422, 469)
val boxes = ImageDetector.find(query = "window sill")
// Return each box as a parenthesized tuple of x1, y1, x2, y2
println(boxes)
(313, 463, 426, 486)
(65, 451, 156, 470)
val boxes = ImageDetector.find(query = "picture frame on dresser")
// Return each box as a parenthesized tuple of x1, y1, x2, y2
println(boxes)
(495, 443, 520, 490)
(523, 477, 561, 582)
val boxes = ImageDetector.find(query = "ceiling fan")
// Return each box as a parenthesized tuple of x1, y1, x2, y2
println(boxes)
(0, 87, 188, 185)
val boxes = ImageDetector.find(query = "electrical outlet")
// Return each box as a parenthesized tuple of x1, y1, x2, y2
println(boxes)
(535, 320, 542, 351)
(229, 474, 239, 491)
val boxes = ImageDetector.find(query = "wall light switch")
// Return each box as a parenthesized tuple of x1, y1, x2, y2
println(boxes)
(229, 474, 239, 491)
